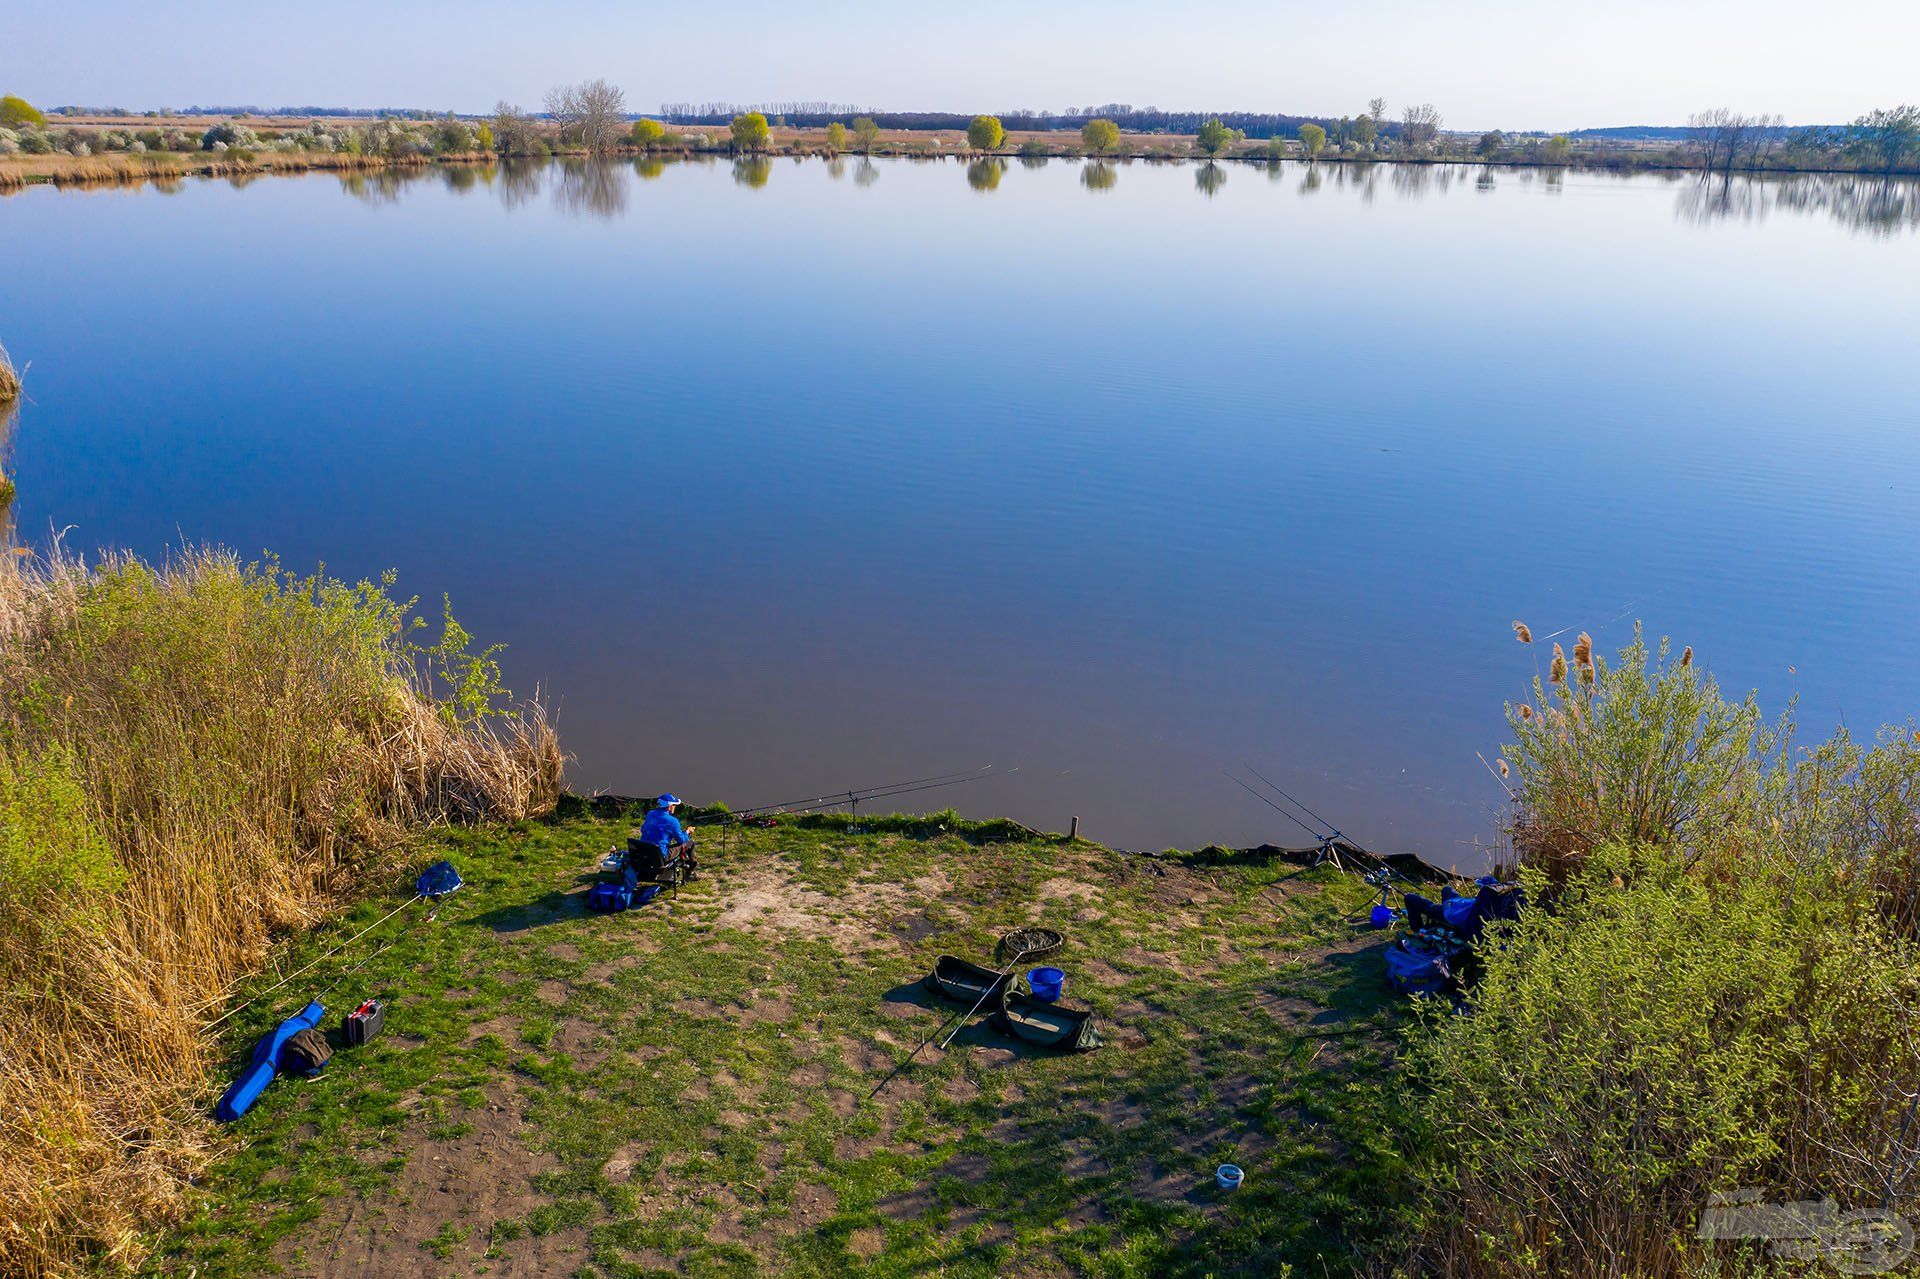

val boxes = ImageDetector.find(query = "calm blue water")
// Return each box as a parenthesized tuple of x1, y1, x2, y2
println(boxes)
(3, 157, 1917, 866)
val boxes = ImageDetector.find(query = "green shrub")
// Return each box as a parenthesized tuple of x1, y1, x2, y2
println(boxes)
(1410, 842, 1918, 1276)
(1413, 627, 1920, 1277)
(0, 747, 125, 987)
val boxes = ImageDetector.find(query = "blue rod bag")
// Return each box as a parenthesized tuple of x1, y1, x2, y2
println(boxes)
(215, 999, 325, 1123)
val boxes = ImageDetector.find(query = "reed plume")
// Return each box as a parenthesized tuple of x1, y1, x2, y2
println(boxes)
(0, 341, 20, 406)
(1512, 620, 1532, 644)
(1550, 644, 1568, 685)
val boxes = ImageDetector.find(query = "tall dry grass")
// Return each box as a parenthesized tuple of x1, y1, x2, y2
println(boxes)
(0, 340, 20, 405)
(0, 544, 562, 1277)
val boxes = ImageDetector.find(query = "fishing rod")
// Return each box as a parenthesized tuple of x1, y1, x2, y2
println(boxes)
(1243, 763, 1345, 845)
(1229, 764, 1409, 881)
(870, 927, 1059, 1102)
(721, 767, 996, 820)
(1223, 769, 1325, 844)
(689, 766, 1011, 827)
(203, 861, 464, 1033)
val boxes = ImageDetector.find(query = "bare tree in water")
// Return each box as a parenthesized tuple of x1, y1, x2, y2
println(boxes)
(545, 80, 628, 155)
(1688, 109, 1780, 173)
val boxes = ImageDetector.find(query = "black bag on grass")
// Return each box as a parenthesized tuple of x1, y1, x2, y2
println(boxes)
(280, 1027, 333, 1077)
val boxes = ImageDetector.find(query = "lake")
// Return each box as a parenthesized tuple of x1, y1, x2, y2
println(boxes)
(3, 156, 1917, 866)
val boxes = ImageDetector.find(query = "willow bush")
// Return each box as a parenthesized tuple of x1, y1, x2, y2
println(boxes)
(0, 545, 562, 1277)
(1407, 629, 1920, 1277)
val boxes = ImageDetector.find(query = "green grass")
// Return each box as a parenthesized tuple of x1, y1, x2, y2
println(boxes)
(140, 806, 1419, 1277)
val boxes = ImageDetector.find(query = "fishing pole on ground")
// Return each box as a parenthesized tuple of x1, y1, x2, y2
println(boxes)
(202, 860, 465, 1034)
(867, 925, 1063, 1102)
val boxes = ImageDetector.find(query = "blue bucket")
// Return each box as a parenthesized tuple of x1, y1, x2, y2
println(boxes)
(1216, 1163, 1244, 1191)
(1027, 967, 1065, 1002)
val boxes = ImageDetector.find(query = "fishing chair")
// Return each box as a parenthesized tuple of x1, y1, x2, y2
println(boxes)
(621, 835, 695, 898)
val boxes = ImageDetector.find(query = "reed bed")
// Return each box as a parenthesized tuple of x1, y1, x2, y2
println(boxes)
(0, 148, 502, 193)
(0, 341, 20, 404)
(0, 544, 561, 1277)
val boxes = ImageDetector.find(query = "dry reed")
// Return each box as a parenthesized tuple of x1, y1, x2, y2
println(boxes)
(0, 341, 20, 404)
(0, 543, 561, 1277)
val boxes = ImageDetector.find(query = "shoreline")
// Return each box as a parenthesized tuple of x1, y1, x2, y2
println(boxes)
(6, 139, 1914, 193)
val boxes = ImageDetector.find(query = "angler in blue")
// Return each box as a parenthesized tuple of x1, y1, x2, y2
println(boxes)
(640, 793, 697, 868)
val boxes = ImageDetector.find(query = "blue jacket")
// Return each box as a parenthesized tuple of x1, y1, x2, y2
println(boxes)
(640, 808, 687, 847)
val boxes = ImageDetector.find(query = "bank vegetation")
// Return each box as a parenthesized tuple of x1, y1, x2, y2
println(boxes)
(0, 543, 562, 1277)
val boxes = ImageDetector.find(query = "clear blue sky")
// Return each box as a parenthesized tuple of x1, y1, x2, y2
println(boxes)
(8, 0, 1915, 131)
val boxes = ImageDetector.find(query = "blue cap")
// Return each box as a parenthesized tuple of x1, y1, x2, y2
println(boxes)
(656, 793, 680, 807)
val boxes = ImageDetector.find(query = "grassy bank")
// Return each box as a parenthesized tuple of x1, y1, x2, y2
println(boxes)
(0, 546, 561, 1278)
(141, 809, 1414, 1277)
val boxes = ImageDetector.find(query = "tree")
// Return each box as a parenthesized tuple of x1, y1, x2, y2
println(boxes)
(474, 122, 495, 152)
(1477, 130, 1504, 158)
(0, 95, 45, 128)
(1366, 97, 1388, 146)
(1542, 134, 1572, 165)
(1400, 103, 1442, 152)
(491, 102, 527, 154)
(1354, 113, 1378, 151)
(967, 115, 1005, 151)
(1689, 108, 1770, 173)
(1194, 117, 1239, 157)
(1297, 122, 1327, 158)
(631, 118, 665, 149)
(730, 111, 770, 152)
(544, 79, 626, 154)
(1264, 135, 1288, 160)
(1848, 104, 1920, 174)
(1081, 117, 1120, 154)
(823, 121, 847, 154)
(852, 116, 880, 153)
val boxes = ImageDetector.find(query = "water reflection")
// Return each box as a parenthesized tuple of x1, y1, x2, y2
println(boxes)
(966, 158, 1006, 192)
(339, 167, 430, 206)
(310, 156, 1920, 239)
(1019, 155, 1049, 172)
(732, 156, 771, 189)
(1676, 171, 1920, 237)
(554, 158, 628, 217)
(495, 159, 543, 211)
(440, 163, 486, 194)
